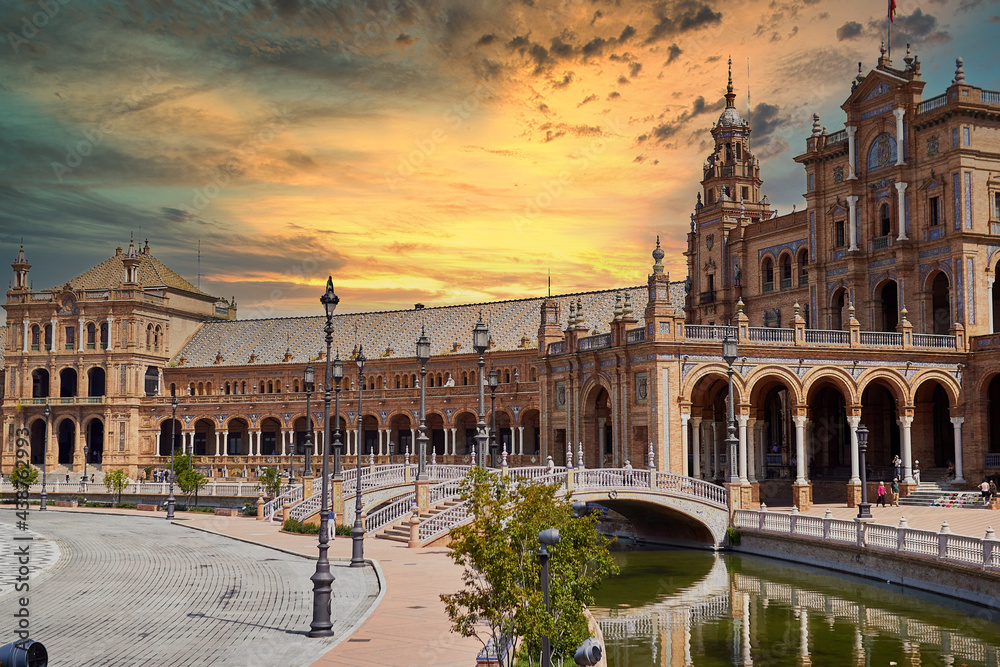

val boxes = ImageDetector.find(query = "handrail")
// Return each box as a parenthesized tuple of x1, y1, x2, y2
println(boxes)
(365, 492, 416, 535)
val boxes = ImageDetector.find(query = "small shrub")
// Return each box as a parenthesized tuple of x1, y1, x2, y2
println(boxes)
(282, 518, 321, 535)
(185, 506, 215, 513)
(335, 523, 353, 536)
(726, 526, 742, 546)
(113, 502, 138, 509)
(175, 503, 188, 512)
(241, 502, 258, 517)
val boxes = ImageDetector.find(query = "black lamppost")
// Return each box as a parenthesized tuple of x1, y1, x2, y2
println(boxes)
(332, 355, 344, 479)
(538, 528, 561, 667)
(40, 405, 50, 511)
(166, 396, 178, 520)
(488, 368, 499, 466)
(351, 347, 367, 567)
(416, 327, 430, 481)
(856, 423, 873, 520)
(81, 418, 90, 491)
(303, 364, 315, 478)
(472, 315, 490, 467)
(308, 276, 339, 638)
(722, 334, 739, 484)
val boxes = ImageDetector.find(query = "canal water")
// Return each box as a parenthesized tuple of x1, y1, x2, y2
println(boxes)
(591, 548, 1000, 666)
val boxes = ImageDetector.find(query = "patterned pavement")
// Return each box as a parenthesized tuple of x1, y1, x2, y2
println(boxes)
(0, 510, 379, 666)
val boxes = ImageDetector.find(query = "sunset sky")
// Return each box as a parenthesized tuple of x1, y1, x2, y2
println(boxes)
(1, 0, 998, 322)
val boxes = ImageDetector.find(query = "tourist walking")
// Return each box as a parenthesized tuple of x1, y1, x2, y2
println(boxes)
(891, 478, 900, 506)
(991, 480, 998, 504)
(981, 480, 992, 505)
(876, 481, 887, 508)
(913, 460, 921, 484)
(892, 455, 902, 481)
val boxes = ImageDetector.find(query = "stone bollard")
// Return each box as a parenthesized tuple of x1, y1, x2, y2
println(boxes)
(822, 509, 833, 539)
(789, 506, 799, 534)
(407, 505, 421, 549)
(984, 526, 997, 571)
(256, 494, 265, 521)
(897, 516, 909, 551)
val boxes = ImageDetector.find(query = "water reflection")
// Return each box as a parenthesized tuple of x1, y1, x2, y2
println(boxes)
(591, 549, 1000, 666)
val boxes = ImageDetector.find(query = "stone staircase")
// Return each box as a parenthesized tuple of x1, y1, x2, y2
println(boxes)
(900, 467, 984, 508)
(376, 499, 463, 543)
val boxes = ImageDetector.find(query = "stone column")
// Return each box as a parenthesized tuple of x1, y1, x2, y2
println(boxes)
(518, 426, 524, 455)
(989, 277, 996, 333)
(597, 417, 606, 468)
(77, 317, 85, 352)
(747, 417, 757, 483)
(794, 415, 808, 485)
(22, 318, 28, 353)
(215, 432, 222, 457)
(691, 417, 702, 479)
(737, 414, 749, 483)
(847, 195, 859, 251)
(898, 415, 914, 484)
(893, 107, 905, 166)
(895, 182, 909, 241)
(49, 317, 57, 353)
(711, 420, 720, 480)
(756, 421, 766, 480)
(155, 431, 162, 459)
(450, 428, 457, 455)
(106, 316, 114, 352)
(681, 413, 690, 477)
(951, 417, 965, 483)
(846, 125, 857, 179)
(847, 415, 861, 484)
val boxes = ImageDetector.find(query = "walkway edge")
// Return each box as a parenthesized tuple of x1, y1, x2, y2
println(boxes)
(173, 521, 388, 653)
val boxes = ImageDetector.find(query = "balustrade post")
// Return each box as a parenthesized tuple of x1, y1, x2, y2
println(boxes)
(822, 509, 832, 540)
(758, 504, 767, 531)
(938, 521, 951, 560)
(789, 506, 798, 535)
(897, 516, 909, 553)
(856, 520, 865, 549)
(983, 527, 996, 571)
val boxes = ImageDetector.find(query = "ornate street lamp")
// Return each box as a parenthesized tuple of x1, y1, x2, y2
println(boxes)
(332, 355, 344, 479)
(416, 326, 431, 481)
(472, 315, 490, 467)
(722, 334, 739, 484)
(856, 423, 873, 520)
(81, 426, 90, 493)
(308, 276, 339, 638)
(538, 528, 561, 667)
(166, 396, 178, 520)
(40, 405, 50, 511)
(351, 346, 367, 567)
(303, 364, 315, 478)
(488, 368, 499, 466)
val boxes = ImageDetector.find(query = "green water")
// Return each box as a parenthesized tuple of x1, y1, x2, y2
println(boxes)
(591, 549, 1000, 666)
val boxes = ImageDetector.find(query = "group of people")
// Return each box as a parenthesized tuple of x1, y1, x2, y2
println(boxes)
(875, 478, 901, 508)
(981, 479, 998, 505)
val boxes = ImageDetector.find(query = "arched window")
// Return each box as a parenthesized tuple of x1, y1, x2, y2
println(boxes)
(31, 324, 40, 351)
(146, 325, 153, 350)
(530, 367, 537, 381)
(100, 322, 109, 349)
(781, 254, 792, 283)
(797, 249, 809, 287)
(86, 323, 96, 349)
(259, 382, 265, 394)
(170, 382, 176, 397)
(241, 381, 247, 394)
(154, 325, 161, 351)
(44, 324, 52, 351)
(462, 372, 469, 386)
(267, 381, 273, 393)
(504, 370, 511, 383)
(762, 257, 775, 291)
(395, 375, 401, 389)
(880, 203, 891, 237)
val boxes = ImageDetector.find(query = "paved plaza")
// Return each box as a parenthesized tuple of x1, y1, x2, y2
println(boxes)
(0, 510, 379, 666)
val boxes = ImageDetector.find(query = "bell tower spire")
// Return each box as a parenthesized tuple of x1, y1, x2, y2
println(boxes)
(725, 55, 736, 109)
(11, 239, 30, 290)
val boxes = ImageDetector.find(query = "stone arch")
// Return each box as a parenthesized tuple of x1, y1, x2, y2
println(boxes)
(745, 366, 803, 406)
(682, 364, 747, 409)
(31, 368, 50, 398)
(859, 376, 903, 469)
(909, 370, 961, 408)
(520, 408, 541, 455)
(454, 410, 478, 455)
(857, 368, 908, 408)
(802, 367, 858, 405)
(926, 270, 952, 335)
(871, 277, 899, 332)
(83, 416, 104, 463)
(581, 378, 614, 468)
(778, 250, 794, 288)
(913, 377, 955, 469)
(59, 367, 78, 398)
(805, 372, 853, 471)
(193, 417, 218, 456)
(57, 417, 76, 465)
(29, 418, 46, 465)
(388, 412, 413, 455)
(425, 411, 446, 454)
(159, 418, 182, 456)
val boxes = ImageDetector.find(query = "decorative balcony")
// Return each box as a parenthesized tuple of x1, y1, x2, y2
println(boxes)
(780, 278, 792, 290)
(699, 290, 716, 304)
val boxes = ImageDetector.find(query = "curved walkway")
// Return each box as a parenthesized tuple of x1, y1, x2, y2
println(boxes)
(791, 502, 999, 538)
(0, 509, 378, 666)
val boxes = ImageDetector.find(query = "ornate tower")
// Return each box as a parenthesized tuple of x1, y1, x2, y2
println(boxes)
(686, 57, 773, 325)
(11, 241, 29, 290)
(122, 234, 140, 285)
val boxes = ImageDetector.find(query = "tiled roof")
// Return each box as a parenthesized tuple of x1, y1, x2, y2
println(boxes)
(174, 284, 686, 368)
(58, 249, 210, 297)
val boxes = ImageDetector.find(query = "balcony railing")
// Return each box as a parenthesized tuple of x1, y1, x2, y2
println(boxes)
(625, 328, 645, 343)
(685, 325, 736, 341)
(873, 236, 890, 251)
(763, 282, 774, 293)
(18, 396, 106, 405)
(779, 278, 792, 290)
(805, 329, 849, 345)
(798, 274, 809, 287)
(916, 94, 947, 114)
(860, 331, 902, 346)
(578, 333, 612, 352)
(983, 90, 1000, 105)
(748, 327, 794, 343)
(700, 290, 716, 304)
(826, 129, 848, 144)
(987, 453, 1000, 468)
(547, 341, 566, 355)
(913, 333, 956, 348)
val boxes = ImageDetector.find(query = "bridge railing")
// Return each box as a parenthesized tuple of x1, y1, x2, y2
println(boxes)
(419, 500, 470, 544)
(652, 472, 728, 506)
(572, 468, 728, 507)
(263, 484, 304, 522)
(733, 508, 1000, 571)
(365, 492, 416, 535)
(508, 466, 567, 481)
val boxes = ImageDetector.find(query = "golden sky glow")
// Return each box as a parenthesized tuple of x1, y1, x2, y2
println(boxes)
(1, 0, 997, 322)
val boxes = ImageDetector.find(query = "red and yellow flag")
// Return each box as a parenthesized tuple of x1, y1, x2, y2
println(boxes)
(889, 0, 897, 22)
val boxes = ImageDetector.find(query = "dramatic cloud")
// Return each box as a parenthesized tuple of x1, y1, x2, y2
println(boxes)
(836, 21, 864, 40)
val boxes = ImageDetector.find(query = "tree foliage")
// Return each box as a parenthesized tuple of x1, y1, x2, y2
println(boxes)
(170, 453, 192, 476)
(177, 469, 209, 506)
(258, 467, 283, 499)
(103, 469, 130, 504)
(441, 467, 617, 667)
(10, 463, 38, 490)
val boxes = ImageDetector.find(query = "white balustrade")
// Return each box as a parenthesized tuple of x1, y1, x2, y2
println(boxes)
(365, 493, 416, 535)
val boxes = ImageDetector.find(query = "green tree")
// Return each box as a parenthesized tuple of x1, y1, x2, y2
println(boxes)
(10, 463, 39, 490)
(177, 468, 209, 507)
(258, 467, 283, 499)
(170, 453, 192, 476)
(103, 469, 130, 504)
(441, 467, 617, 667)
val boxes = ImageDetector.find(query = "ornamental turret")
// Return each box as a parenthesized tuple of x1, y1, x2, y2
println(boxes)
(11, 240, 30, 290)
